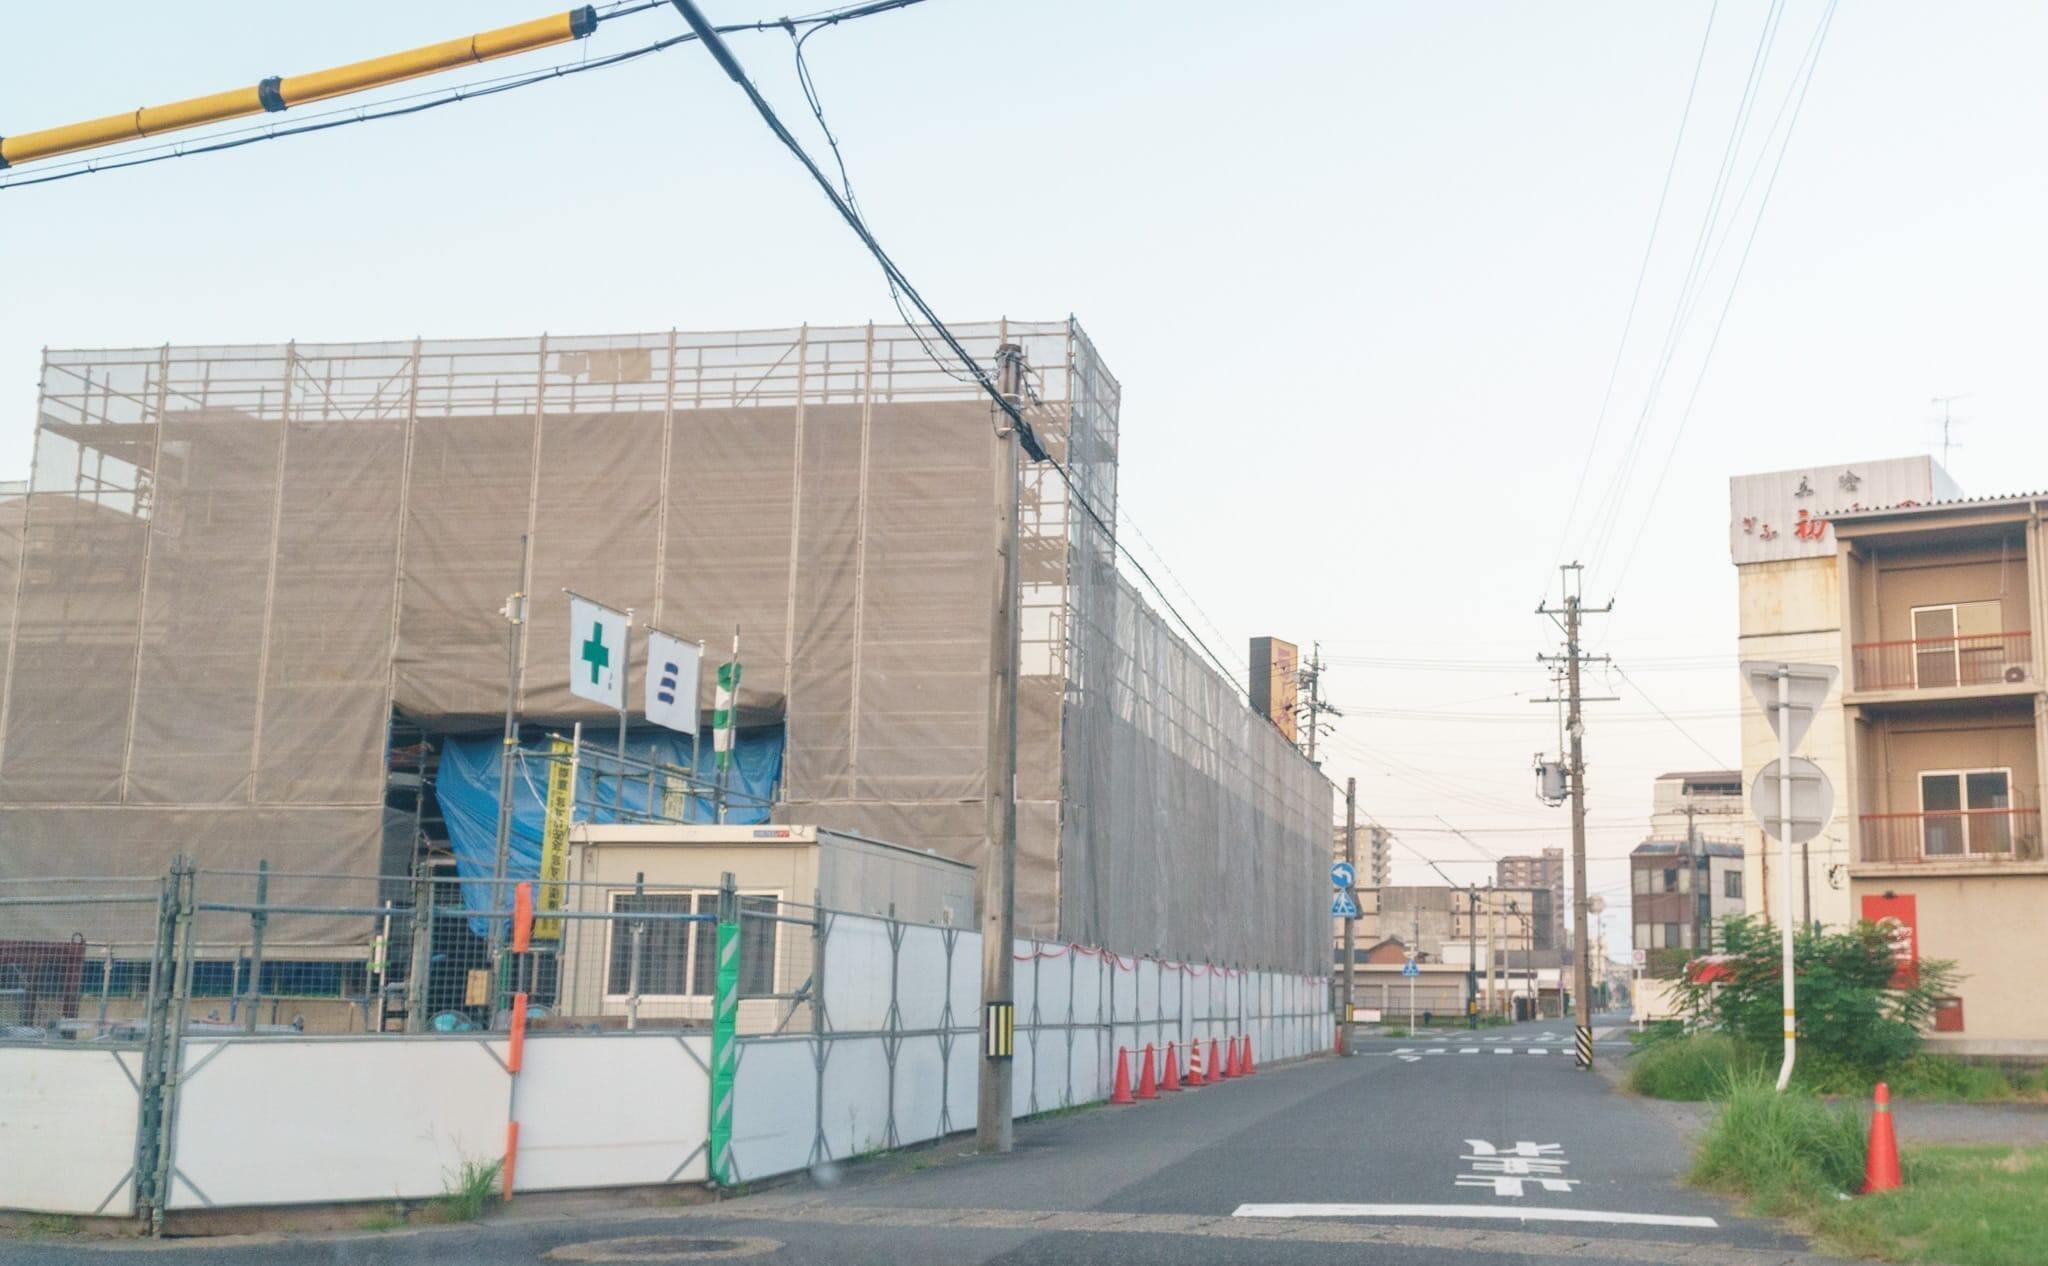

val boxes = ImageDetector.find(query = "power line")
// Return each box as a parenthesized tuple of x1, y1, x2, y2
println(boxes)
(1542, 0, 1722, 599)
(1579, 0, 1791, 582)
(662, 1, 1258, 706)
(1607, 663, 1735, 768)
(1601, 0, 1840, 597)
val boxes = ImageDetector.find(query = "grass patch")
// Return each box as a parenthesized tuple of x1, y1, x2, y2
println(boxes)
(358, 1205, 405, 1232)
(422, 1157, 500, 1223)
(1809, 1146, 2048, 1266)
(1380, 1027, 1409, 1039)
(1627, 1034, 2046, 1105)
(23, 1215, 78, 1237)
(1627, 1033, 1765, 1100)
(1028, 1099, 1104, 1122)
(1689, 1075, 1866, 1217)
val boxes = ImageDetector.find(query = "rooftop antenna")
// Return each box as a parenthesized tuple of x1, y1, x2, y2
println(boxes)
(1929, 394, 1968, 469)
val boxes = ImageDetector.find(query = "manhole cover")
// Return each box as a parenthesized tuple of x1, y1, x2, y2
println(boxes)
(545, 1234, 782, 1262)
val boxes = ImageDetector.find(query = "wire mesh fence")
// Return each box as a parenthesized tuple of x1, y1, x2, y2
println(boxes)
(0, 864, 824, 1042)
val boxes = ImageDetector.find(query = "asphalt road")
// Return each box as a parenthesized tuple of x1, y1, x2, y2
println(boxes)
(1, 1013, 1845, 1265)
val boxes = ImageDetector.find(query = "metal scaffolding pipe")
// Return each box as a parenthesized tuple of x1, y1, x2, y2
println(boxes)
(0, 6, 596, 169)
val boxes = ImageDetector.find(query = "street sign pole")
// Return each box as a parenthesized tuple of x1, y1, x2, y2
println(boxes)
(1777, 668, 1796, 1091)
(1342, 779, 1357, 1055)
(1742, 660, 1837, 1094)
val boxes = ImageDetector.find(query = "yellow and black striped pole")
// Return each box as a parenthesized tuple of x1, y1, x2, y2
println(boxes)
(0, 6, 597, 170)
(1575, 1024, 1594, 1069)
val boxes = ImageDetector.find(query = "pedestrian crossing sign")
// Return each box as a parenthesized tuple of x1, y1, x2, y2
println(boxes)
(1331, 892, 1359, 919)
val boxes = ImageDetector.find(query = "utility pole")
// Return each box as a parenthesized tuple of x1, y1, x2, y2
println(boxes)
(1465, 885, 1478, 1030)
(977, 343, 1026, 1154)
(1298, 642, 1340, 765)
(1343, 777, 1357, 1053)
(1536, 562, 1614, 1069)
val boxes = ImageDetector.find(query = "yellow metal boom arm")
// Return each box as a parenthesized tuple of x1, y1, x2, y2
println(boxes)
(0, 6, 597, 169)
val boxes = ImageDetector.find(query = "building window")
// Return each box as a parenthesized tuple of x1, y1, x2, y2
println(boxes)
(1910, 601, 2003, 687)
(1663, 868, 1678, 893)
(1679, 924, 1693, 950)
(1919, 768, 2013, 856)
(1663, 922, 1680, 949)
(1633, 868, 1649, 896)
(1677, 866, 1692, 894)
(1725, 871, 1743, 899)
(1634, 922, 1650, 952)
(605, 889, 780, 999)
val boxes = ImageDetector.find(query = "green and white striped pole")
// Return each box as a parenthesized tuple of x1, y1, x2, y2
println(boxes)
(713, 628, 740, 823)
(709, 872, 740, 1184)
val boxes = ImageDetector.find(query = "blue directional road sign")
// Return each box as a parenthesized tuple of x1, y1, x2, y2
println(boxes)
(1330, 861, 1356, 890)
(1331, 891, 1359, 919)
(1401, 959, 1420, 978)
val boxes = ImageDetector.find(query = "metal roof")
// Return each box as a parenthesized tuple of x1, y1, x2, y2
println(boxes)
(1826, 490, 2048, 522)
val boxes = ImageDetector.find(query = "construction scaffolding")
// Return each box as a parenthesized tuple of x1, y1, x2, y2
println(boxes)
(0, 320, 1328, 973)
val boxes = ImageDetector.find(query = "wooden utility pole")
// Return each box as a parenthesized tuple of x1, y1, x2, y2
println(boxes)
(1537, 563, 1613, 1069)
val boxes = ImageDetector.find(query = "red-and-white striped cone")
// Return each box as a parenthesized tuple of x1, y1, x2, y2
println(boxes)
(1109, 1047, 1135, 1105)
(1161, 1041, 1183, 1091)
(1186, 1039, 1207, 1086)
(1136, 1043, 1159, 1100)
(1862, 1082, 1901, 1194)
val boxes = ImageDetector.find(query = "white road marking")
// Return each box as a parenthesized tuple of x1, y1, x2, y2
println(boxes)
(1459, 1047, 1479, 1054)
(1232, 1204, 1718, 1229)
(1397, 1055, 1421, 1063)
(1526, 1048, 1546, 1055)
(1493, 1047, 1513, 1054)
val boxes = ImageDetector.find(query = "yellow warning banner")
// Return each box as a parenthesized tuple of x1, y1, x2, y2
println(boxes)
(534, 736, 576, 939)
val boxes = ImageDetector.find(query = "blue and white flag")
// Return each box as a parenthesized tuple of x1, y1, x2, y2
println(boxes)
(644, 629, 702, 735)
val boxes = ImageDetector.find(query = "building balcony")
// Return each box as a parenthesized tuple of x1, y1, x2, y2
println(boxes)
(1858, 809, 2044, 866)
(1849, 631, 2033, 696)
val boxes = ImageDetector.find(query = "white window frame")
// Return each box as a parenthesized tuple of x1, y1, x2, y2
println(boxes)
(1910, 601, 2004, 687)
(601, 888, 783, 1003)
(1917, 766, 2013, 857)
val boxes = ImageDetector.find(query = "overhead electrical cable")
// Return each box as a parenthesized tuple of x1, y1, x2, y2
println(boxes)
(1600, 0, 1841, 597)
(1540, 0, 1722, 600)
(662, 0, 1259, 707)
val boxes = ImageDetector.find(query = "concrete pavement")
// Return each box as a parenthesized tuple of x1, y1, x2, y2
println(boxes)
(0, 1013, 1848, 1265)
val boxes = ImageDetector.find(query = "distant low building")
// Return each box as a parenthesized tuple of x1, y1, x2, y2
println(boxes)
(1629, 838, 1744, 957)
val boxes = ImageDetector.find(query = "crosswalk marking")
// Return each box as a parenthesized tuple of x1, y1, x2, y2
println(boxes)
(1387, 1046, 1572, 1059)
(1233, 1203, 1718, 1229)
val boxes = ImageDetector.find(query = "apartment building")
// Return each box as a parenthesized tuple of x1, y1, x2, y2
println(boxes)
(1629, 839, 1745, 953)
(1733, 458, 2047, 1053)
(1332, 821, 1393, 890)
(1495, 848, 1565, 948)
(1648, 771, 1744, 843)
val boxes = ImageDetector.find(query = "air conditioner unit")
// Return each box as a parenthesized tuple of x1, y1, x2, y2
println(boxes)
(2004, 664, 2031, 684)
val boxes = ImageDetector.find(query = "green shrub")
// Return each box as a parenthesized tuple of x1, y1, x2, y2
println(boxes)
(1810, 1146, 2048, 1266)
(1689, 1075, 1866, 1216)
(1677, 915, 1957, 1079)
(427, 1157, 501, 1223)
(1627, 1033, 1764, 1100)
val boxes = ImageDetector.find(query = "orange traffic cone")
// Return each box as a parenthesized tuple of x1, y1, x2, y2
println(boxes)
(1862, 1082, 1902, 1194)
(1161, 1041, 1183, 1091)
(1137, 1043, 1159, 1100)
(1243, 1035, 1257, 1075)
(1109, 1047, 1135, 1105)
(1211, 1037, 1228, 1079)
(1186, 1039, 1206, 1086)
(1224, 1036, 1242, 1078)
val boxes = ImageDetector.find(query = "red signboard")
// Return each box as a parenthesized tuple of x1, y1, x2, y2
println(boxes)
(1860, 893, 1918, 987)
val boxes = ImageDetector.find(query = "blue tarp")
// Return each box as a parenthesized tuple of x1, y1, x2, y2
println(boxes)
(435, 728, 783, 933)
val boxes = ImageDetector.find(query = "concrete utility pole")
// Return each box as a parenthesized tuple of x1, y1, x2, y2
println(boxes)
(1343, 777, 1357, 1053)
(1537, 563, 1614, 1069)
(1299, 642, 1341, 766)
(1465, 886, 1478, 1030)
(977, 343, 1026, 1154)
(489, 534, 532, 969)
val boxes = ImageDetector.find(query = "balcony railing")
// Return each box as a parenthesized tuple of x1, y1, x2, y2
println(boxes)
(1859, 809, 2043, 865)
(1850, 631, 2032, 693)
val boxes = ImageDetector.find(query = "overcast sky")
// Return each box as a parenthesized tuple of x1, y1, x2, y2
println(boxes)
(5, 1, 2045, 957)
